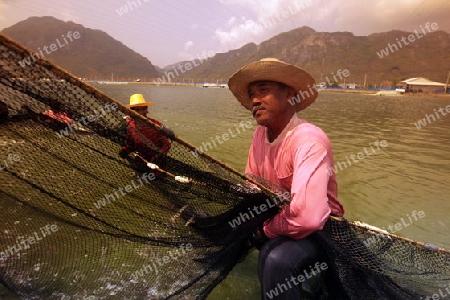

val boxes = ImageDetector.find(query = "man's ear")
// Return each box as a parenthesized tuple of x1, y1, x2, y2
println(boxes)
(287, 86, 297, 99)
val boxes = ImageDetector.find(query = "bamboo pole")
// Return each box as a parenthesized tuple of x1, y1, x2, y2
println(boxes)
(444, 70, 450, 93)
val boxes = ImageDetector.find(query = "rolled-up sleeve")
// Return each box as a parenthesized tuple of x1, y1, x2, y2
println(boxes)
(263, 141, 331, 239)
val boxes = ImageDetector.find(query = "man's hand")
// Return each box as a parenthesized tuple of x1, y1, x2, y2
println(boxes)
(249, 225, 269, 250)
(160, 126, 175, 139)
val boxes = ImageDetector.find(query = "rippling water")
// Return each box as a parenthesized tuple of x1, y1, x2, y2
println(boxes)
(97, 84, 450, 299)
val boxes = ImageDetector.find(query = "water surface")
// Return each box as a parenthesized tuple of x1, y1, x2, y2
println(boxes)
(97, 84, 450, 299)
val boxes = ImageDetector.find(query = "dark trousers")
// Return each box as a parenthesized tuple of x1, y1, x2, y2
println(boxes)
(258, 234, 327, 300)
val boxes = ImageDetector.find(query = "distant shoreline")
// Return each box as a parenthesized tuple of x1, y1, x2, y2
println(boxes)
(91, 81, 450, 97)
(318, 89, 450, 97)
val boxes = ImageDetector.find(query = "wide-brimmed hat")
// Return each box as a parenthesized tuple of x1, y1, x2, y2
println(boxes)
(127, 94, 153, 108)
(227, 58, 317, 112)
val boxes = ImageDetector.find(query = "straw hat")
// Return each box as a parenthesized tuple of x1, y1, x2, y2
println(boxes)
(127, 94, 153, 108)
(227, 58, 318, 112)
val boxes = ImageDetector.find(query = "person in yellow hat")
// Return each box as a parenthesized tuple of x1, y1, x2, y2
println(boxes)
(126, 93, 153, 116)
(228, 58, 345, 299)
(120, 94, 174, 167)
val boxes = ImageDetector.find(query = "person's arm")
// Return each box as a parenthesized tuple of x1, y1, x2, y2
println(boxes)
(158, 133, 171, 153)
(148, 118, 171, 153)
(263, 140, 331, 239)
(119, 117, 135, 157)
(160, 125, 175, 139)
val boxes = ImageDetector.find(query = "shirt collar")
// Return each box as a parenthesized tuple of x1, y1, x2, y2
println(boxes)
(265, 114, 303, 145)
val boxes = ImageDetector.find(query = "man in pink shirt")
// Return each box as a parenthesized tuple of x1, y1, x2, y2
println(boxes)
(228, 58, 345, 299)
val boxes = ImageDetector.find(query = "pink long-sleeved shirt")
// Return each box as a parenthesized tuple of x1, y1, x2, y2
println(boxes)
(245, 114, 344, 239)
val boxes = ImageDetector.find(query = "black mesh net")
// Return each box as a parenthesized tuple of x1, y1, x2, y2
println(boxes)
(0, 33, 449, 299)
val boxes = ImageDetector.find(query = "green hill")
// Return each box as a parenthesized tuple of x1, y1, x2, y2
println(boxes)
(1, 16, 160, 79)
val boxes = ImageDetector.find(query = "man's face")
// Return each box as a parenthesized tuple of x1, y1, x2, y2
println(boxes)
(247, 81, 294, 126)
(132, 106, 148, 116)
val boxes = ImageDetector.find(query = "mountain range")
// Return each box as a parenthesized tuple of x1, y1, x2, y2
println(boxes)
(2, 16, 450, 86)
(174, 27, 450, 86)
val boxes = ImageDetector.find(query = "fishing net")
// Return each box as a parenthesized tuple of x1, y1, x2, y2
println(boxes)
(0, 33, 449, 300)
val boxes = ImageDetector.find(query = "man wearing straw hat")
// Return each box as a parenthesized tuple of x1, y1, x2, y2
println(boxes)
(120, 94, 173, 166)
(228, 58, 345, 299)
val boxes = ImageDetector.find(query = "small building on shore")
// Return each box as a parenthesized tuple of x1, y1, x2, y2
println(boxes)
(400, 77, 447, 93)
(338, 83, 359, 89)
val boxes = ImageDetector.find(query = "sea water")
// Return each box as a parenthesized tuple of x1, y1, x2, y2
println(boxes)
(95, 85, 450, 299)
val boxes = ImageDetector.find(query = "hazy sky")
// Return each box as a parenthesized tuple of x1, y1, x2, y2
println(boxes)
(1, 0, 449, 67)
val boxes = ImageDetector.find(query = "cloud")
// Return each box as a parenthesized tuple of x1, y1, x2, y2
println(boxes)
(214, 0, 450, 50)
(214, 0, 319, 47)
(184, 41, 194, 51)
(214, 14, 254, 45)
(326, 0, 450, 35)
(226, 16, 236, 26)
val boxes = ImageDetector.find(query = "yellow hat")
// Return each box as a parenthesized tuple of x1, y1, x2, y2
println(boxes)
(228, 58, 317, 112)
(127, 94, 153, 108)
